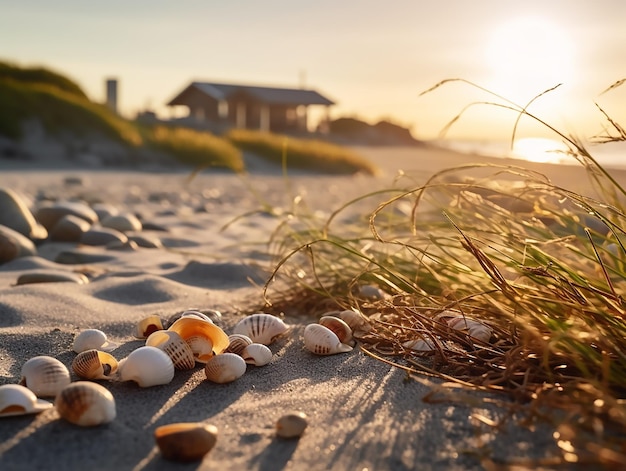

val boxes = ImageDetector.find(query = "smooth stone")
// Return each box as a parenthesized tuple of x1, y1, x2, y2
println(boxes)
(0, 224, 37, 263)
(54, 251, 115, 264)
(16, 270, 89, 285)
(80, 228, 128, 246)
(35, 201, 99, 231)
(141, 222, 169, 232)
(128, 234, 163, 249)
(49, 215, 92, 242)
(0, 188, 48, 240)
(100, 213, 142, 233)
(91, 203, 119, 222)
(106, 239, 139, 251)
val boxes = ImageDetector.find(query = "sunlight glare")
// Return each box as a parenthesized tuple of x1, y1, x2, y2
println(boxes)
(485, 17, 575, 101)
(511, 137, 570, 164)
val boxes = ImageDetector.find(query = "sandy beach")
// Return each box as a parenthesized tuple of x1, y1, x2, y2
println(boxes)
(1, 145, 623, 471)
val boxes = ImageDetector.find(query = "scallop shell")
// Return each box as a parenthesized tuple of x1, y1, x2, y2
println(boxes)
(336, 309, 372, 333)
(55, 381, 116, 426)
(73, 329, 118, 353)
(318, 315, 354, 346)
(167, 317, 229, 363)
(145, 330, 195, 370)
(204, 353, 246, 384)
(232, 313, 290, 346)
(155, 422, 218, 462)
(19, 356, 71, 398)
(72, 349, 119, 380)
(241, 343, 272, 366)
(224, 333, 253, 355)
(134, 315, 165, 339)
(118, 346, 175, 387)
(276, 411, 308, 438)
(303, 324, 353, 355)
(0, 384, 53, 417)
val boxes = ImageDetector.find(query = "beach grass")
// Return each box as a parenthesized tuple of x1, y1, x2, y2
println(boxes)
(258, 79, 626, 468)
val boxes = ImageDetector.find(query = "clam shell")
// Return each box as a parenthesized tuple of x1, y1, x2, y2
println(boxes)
(167, 317, 229, 363)
(336, 310, 371, 333)
(55, 381, 116, 426)
(232, 313, 289, 346)
(134, 315, 165, 339)
(204, 353, 246, 384)
(155, 422, 218, 462)
(318, 315, 354, 346)
(71, 349, 119, 380)
(303, 324, 353, 355)
(0, 384, 53, 417)
(276, 411, 308, 438)
(19, 356, 71, 398)
(73, 329, 118, 353)
(224, 334, 253, 355)
(118, 346, 175, 387)
(145, 330, 195, 370)
(241, 343, 272, 366)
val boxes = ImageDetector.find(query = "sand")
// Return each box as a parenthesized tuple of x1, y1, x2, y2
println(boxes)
(1, 145, 622, 470)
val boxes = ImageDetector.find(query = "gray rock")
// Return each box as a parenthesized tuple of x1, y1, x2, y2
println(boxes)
(0, 188, 48, 240)
(35, 201, 99, 231)
(0, 224, 37, 264)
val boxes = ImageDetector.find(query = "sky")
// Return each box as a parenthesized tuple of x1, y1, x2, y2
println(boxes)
(1, 0, 625, 142)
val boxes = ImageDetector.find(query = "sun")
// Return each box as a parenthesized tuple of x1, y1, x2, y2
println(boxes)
(484, 17, 575, 102)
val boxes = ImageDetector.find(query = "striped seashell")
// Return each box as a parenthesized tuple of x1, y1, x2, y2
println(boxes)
(336, 310, 371, 333)
(19, 356, 71, 398)
(55, 381, 116, 426)
(73, 329, 118, 353)
(145, 330, 195, 370)
(204, 353, 246, 384)
(224, 333, 253, 355)
(303, 324, 353, 355)
(241, 343, 272, 366)
(134, 315, 166, 339)
(318, 315, 354, 346)
(72, 349, 119, 380)
(167, 317, 229, 363)
(118, 346, 175, 387)
(232, 313, 289, 346)
(0, 384, 53, 417)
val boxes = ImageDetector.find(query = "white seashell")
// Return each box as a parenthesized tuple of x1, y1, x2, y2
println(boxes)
(72, 349, 119, 380)
(204, 353, 246, 384)
(0, 384, 53, 417)
(403, 338, 436, 351)
(134, 315, 165, 339)
(73, 329, 118, 353)
(155, 422, 218, 462)
(19, 356, 71, 398)
(118, 346, 175, 387)
(241, 343, 272, 366)
(318, 315, 354, 346)
(224, 333, 253, 355)
(55, 381, 116, 426)
(303, 324, 353, 355)
(180, 310, 215, 323)
(232, 313, 290, 346)
(276, 411, 308, 438)
(445, 316, 493, 343)
(145, 330, 195, 370)
(336, 309, 372, 333)
(168, 317, 229, 363)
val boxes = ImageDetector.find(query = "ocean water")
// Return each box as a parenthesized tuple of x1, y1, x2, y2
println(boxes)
(440, 137, 626, 170)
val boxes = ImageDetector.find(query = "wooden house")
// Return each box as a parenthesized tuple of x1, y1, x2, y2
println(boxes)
(166, 81, 335, 134)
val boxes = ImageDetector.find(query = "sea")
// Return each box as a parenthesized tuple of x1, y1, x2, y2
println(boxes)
(438, 137, 626, 170)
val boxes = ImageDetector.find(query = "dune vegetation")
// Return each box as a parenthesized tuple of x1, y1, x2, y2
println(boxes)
(260, 79, 626, 468)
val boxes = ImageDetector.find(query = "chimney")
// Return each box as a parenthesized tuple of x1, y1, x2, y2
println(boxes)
(105, 78, 118, 113)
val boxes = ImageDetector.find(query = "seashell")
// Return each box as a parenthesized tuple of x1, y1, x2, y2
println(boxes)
(224, 333, 253, 355)
(241, 343, 272, 366)
(55, 381, 116, 426)
(232, 313, 290, 346)
(318, 315, 354, 346)
(167, 308, 222, 327)
(118, 346, 175, 387)
(0, 384, 53, 417)
(444, 316, 493, 343)
(146, 330, 195, 370)
(167, 317, 229, 363)
(19, 356, 71, 398)
(204, 353, 246, 384)
(71, 349, 119, 380)
(73, 329, 118, 353)
(303, 324, 353, 355)
(357, 284, 386, 300)
(276, 411, 308, 438)
(336, 309, 372, 333)
(134, 315, 166, 339)
(402, 338, 436, 351)
(155, 422, 218, 462)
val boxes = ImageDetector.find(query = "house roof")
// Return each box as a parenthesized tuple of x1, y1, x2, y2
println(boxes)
(167, 81, 335, 106)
